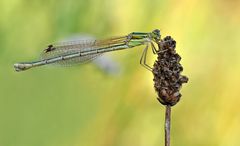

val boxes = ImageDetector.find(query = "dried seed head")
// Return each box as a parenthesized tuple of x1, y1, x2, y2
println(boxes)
(153, 36, 188, 106)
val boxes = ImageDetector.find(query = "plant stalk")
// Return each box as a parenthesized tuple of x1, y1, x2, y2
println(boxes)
(165, 105, 171, 146)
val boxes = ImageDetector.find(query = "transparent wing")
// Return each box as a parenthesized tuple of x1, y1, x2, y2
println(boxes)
(40, 40, 102, 66)
(40, 36, 127, 66)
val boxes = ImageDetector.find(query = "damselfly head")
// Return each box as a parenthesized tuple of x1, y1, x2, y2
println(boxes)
(151, 29, 161, 42)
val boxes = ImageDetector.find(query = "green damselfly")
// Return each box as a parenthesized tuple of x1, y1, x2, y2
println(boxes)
(14, 29, 161, 72)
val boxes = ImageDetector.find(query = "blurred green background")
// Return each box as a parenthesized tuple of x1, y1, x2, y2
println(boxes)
(1, 0, 240, 146)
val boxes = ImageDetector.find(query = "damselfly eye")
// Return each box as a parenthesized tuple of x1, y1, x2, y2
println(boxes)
(153, 29, 160, 34)
(152, 29, 161, 41)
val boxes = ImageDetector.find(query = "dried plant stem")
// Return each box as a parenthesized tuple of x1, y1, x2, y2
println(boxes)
(165, 105, 171, 146)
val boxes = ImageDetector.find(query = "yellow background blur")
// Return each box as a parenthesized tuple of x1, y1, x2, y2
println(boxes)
(1, 0, 240, 146)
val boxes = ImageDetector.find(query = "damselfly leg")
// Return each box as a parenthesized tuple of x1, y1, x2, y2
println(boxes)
(140, 44, 152, 71)
(151, 42, 158, 54)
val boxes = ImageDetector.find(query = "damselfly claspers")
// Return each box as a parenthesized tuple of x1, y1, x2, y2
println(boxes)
(14, 29, 161, 72)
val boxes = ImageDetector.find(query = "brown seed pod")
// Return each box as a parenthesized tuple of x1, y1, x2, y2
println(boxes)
(153, 36, 188, 106)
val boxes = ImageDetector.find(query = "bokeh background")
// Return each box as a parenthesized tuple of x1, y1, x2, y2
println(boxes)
(1, 0, 240, 146)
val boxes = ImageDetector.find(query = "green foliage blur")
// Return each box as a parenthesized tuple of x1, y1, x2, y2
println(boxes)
(1, 0, 240, 146)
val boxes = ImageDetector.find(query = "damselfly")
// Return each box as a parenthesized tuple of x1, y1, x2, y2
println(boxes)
(14, 29, 161, 72)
